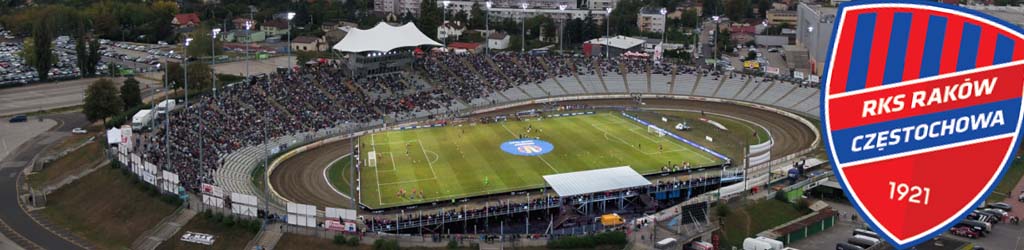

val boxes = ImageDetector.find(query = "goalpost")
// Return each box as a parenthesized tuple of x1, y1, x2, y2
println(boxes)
(647, 125, 666, 137)
(367, 151, 377, 167)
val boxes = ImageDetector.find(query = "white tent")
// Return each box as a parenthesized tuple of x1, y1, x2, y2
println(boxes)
(332, 22, 442, 53)
(542, 166, 651, 197)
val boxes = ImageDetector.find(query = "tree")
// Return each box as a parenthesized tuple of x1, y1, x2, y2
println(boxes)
(121, 77, 143, 109)
(27, 16, 55, 82)
(165, 61, 214, 92)
(86, 37, 101, 76)
(83, 78, 124, 126)
(745, 50, 757, 61)
(469, 1, 485, 30)
(724, 0, 754, 21)
(186, 27, 223, 59)
(703, 0, 722, 17)
(416, 0, 442, 40)
(75, 34, 88, 77)
(715, 28, 734, 57)
(757, 0, 773, 19)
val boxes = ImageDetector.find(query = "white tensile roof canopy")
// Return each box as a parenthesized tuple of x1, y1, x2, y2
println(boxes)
(542, 166, 651, 197)
(332, 22, 442, 53)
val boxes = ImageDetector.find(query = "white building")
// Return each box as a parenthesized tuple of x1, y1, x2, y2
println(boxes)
(488, 31, 510, 50)
(796, 2, 836, 75)
(485, 7, 609, 23)
(437, 21, 467, 41)
(637, 7, 666, 33)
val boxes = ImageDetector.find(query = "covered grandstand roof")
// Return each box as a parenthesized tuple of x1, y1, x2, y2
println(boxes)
(332, 22, 442, 53)
(543, 166, 651, 197)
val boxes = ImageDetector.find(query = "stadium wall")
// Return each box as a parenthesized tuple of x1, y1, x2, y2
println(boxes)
(264, 93, 821, 213)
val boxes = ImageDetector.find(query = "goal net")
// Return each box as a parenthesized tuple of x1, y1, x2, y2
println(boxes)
(647, 125, 666, 137)
(367, 151, 377, 167)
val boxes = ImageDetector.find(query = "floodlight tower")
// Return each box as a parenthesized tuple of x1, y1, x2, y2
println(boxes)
(521, 2, 529, 52)
(605, 7, 613, 58)
(286, 12, 295, 78)
(486, 1, 493, 56)
(558, 4, 567, 52)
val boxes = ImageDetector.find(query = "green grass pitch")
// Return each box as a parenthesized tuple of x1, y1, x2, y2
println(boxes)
(357, 112, 726, 208)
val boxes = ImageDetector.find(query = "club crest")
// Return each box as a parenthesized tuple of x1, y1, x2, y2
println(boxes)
(821, 0, 1024, 248)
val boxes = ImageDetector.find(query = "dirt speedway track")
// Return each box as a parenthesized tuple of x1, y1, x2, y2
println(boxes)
(269, 98, 819, 208)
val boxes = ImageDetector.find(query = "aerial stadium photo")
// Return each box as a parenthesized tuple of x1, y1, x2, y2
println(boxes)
(0, 0, 1022, 249)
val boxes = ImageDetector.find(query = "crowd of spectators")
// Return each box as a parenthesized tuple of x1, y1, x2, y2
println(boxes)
(133, 52, 804, 191)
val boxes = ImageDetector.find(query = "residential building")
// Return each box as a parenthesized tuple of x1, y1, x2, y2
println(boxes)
(484, 7, 608, 23)
(796, 2, 836, 75)
(588, 0, 618, 10)
(637, 7, 667, 33)
(437, 21, 467, 41)
(172, 13, 201, 28)
(261, 19, 290, 38)
(766, 10, 798, 25)
(488, 31, 510, 50)
(325, 30, 348, 45)
(291, 36, 327, 52)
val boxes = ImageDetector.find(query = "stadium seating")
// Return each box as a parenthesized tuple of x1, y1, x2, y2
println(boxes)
(138, 53, 819, 195)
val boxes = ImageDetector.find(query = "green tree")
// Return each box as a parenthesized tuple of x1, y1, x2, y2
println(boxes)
(75, 35, 88, 77)
(27, 17, 55, 82)
(86, 37, 101, 76)
(121, 77, 143, 109)
(165, 61, 214, 92)
(186, 27, 223, 59)
(757, 0, 773, 19)
(703, 0, 722, 17)
(417, 0, 442, 40)
(83, 78, 124, 126)
(715, 28, 734, 57)
(469, 1, 485, 30)
(725, 0, 754, 21)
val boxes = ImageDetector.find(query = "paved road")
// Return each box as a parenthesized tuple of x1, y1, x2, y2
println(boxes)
(0, 113, 89, 250)
(0, 55, 293, 117)
(0, 77, 160, 117)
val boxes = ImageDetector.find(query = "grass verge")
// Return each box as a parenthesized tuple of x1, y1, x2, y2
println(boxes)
(40, 166, 178, 249)
(326, 155, 354, 197)
(27, 141, 103, 189)
(987, 159, 1024, 202)
(156, 211, 258, 250)
(719, 199, 810, 248)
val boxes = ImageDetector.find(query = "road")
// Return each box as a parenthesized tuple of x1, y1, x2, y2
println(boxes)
(0, 55, 294, 117)
(0, 113, 89, 250)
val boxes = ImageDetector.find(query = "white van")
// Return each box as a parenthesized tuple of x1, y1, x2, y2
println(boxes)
(743, 238, 773, 250)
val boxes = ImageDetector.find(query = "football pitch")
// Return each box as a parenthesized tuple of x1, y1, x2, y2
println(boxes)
(358, 112, 727, 208)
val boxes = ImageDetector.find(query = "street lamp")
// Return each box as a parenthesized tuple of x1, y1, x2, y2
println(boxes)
(660, 8, 668, 43)
(521, 3, 529, 53)
(605, 7, 613, 58)
(558, 4, 567, 52)
(183, 37, 192, 108)
(244, 18, 253, 81)
(211, 28, 221, 99)
(485, 1, 493, 56)
(286, 12, 295, 78)
(712, 15, 720, 68)
(443, 0, 451, 46)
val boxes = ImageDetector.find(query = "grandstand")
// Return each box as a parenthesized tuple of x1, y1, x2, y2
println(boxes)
(117, 21, 821, 239)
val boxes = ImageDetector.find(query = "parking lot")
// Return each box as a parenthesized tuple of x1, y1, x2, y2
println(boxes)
(790, 200, 1024, 249)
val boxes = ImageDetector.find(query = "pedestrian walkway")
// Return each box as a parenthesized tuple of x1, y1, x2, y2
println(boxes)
(246, 222, 283, 250)
(131, 204, 196, 250)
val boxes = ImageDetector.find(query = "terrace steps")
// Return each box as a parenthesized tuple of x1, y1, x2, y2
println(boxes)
(483, 57, 535, 99)
(449, 57, 510, 102)
(508, 56, 552, 97)
(617, 61, 631, 92)
(669, 65, 678, 93)
(592, 59, 610, 92)
(711, 75, 727, 97)
(414, 69, 471, 106)
(733, 76, 753, 99)
(565, 58, 590, 93)
(536, 58, 571, 94)
(646, 64, 652, 93)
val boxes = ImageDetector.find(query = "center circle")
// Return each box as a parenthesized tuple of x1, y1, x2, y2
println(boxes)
(500, 139, 555, 156)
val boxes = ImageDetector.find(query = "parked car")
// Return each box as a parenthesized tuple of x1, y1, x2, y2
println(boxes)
(71, 128, 87, 134)
(8, 114, 27, 123)
(950, 226, 980, 238)
(988, 202, 1012, 211)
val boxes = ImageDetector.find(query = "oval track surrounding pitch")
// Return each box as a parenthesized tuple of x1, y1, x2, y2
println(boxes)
(269, 98, 818, 208)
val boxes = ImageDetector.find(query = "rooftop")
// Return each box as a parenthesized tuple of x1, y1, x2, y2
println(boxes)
(543, 166, 651, 197)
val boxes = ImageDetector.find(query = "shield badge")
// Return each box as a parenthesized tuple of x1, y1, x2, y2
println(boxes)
(822, 0, 1024, 248)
